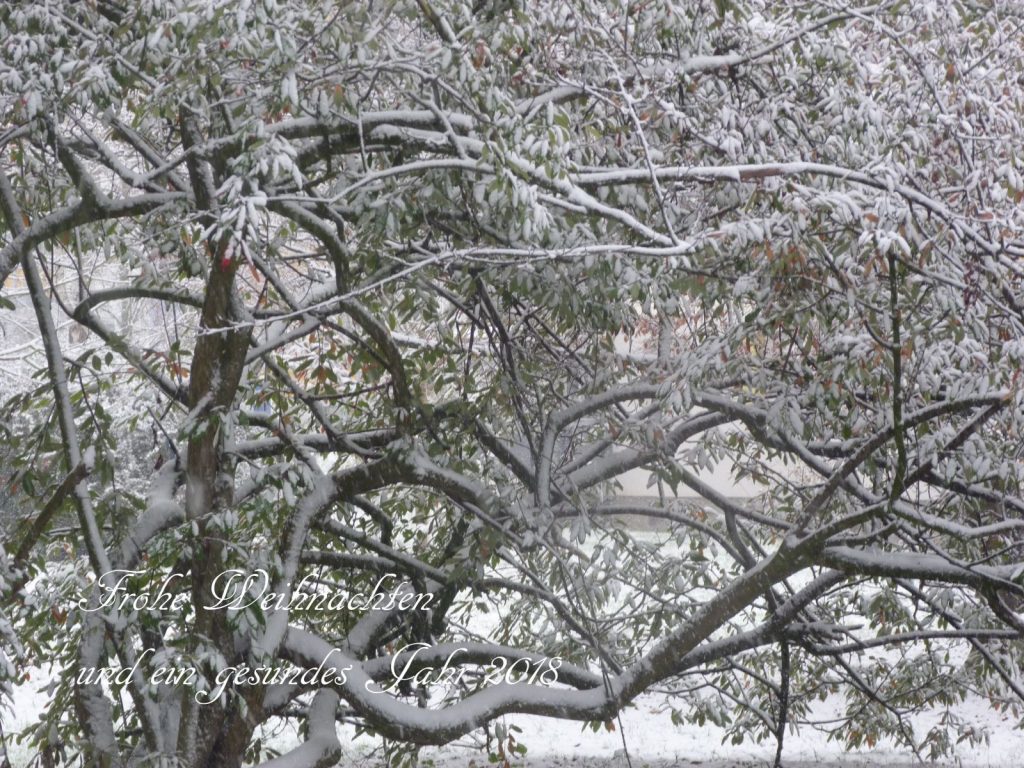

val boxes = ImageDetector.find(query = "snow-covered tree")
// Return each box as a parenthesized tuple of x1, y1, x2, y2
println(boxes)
(2, 1, 1024, 766)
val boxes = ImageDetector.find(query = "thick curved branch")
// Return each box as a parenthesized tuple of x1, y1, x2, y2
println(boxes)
(252, 689, 340, 768)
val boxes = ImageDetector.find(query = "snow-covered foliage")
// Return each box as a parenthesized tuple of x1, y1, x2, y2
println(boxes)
(2, 1, 1024, 766)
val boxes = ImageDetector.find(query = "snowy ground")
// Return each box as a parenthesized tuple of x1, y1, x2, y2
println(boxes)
(327, 694, 1023, 768)
(7, 662, 1023, 768)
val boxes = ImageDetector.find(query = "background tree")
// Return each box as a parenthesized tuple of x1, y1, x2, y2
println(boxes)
(2, 1, 1024, 767)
